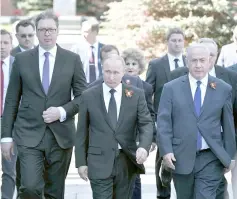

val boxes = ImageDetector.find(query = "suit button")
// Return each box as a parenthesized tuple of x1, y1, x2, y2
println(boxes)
(45, 97, 48, 101)
(112, 148, 115, 151)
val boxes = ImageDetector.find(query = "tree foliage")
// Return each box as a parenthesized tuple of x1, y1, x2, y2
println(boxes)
(101, 0, 237, 59)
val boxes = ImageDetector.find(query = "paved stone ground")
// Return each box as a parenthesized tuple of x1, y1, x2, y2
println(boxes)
(0, 149, 233, 199)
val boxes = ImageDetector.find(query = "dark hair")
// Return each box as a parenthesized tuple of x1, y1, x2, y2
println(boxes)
(15, 19, 35, 33)
(166, 28, 184, 41)
(100, 45, 119, 60)
(0, 29, 12, 42)
(35, 10, 59, 29)
(81, 19, 100, 33)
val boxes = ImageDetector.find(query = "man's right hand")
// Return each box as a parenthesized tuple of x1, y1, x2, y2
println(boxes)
(78, 166, 88, 181)
(163, 153, 176, 170)
(1, 142, 14, 161)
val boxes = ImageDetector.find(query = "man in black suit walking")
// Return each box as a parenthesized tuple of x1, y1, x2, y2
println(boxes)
(75, 55, 153, 199)
(11, 19, 35, 56)
(1, 11, 87, 199)
(171, 37, 237, 199)
(146, 28, 186, 199)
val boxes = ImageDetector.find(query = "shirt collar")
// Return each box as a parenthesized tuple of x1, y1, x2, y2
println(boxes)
(19, 46, 34, 52)
(2, 56, 10, 65)
(38, 45, 57, 57)
(209, 66, 216, 77)
(103, 82, 122, 95)
(189, 73, 208, 87)
(167, 53, 183, 62)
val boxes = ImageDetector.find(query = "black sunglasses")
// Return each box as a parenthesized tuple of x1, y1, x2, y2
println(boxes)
(19, 34, 34, 38)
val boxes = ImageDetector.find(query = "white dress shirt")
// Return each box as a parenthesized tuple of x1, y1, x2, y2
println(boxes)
(38, 45, 66, 121)
(19, 46, 34, 52)
(71, 37, 100, 83)
(189, 74, 209, 150)
(167, 53, 185, 71)
(1, 46, 66, 143)
(217, 43, 237, 67)
(103, 83, 122, 149)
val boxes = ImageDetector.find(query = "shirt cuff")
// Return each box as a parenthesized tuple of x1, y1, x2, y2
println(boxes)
(1, 138, 13, 143)
(58, 107, 67, 122)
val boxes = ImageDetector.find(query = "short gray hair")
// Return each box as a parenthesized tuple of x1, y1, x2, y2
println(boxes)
(35, 10, 59, 29)
(197, 38, 218, 51)
(186, 43, 210, 58)
(81, 19, 99, 33)
(102, 55, 125, 68)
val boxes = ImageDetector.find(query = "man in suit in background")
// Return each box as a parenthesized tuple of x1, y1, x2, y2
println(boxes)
(0, 29, 16, 199)
(88, 44, 144, 89)
(75, 55, 153, 198)
(171, 37, 237, 199)
(157, 43, 236, 199)
(217, 26, 237, 67)
(146, 27, 185, 199)
(71, 19, 104, 84)
(11, 19, 35, 56)
(1, 11, 87, 199)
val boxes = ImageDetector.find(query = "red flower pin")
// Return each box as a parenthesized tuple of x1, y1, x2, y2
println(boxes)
(210, 82, 216, 89)
(125, 89, 133, 98)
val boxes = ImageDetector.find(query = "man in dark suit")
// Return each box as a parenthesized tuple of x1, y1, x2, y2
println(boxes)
(0, 29, 17, 199)
(75, 55, 153, 199)
(11, 19, 35, 56)
(71, 19, 104, 83)
(170, 38, 237, 199)
(157, 43, 236, 199)
(146, 28, 186, 199)
(1, 11, 87, 199)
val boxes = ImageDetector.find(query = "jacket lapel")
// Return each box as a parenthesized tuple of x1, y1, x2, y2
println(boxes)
(97, 43, 103, 77)
(30, 47, 46, 95)
(163, 55, 171, 81)
(199, 76, 215, 117)
(47, 45, 65, 95)
(182, 75, 198, 118)
(9, 56, 14, 76)
(99, 85, 115, 131)
(116, 84, 126, 131)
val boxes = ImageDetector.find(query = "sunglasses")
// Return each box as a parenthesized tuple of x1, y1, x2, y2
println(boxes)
(18, 34, 34, 38)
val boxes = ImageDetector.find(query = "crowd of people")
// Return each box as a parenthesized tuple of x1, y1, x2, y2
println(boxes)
(0, 9, 237, 199)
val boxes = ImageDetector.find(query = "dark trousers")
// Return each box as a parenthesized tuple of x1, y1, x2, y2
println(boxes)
(90, 151, 137, 199)
(1, 142, 17, 199)
(132, 175, 141, 199)
(155, 150, 170, 199)
(173, 150, 224, 199)
(18, 128, 72, 199)
(16, 157, 21, 198)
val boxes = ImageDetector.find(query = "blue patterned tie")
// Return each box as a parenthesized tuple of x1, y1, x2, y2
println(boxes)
(42, 52, 50, 94)
(194, 80, 202, 150)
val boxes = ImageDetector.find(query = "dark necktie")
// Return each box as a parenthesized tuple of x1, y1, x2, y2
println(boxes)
(108, 89, 117, 129)
(194, 80, 202, 150)
(174, 58, 179, 69)
(42, 52, 50, 94)
(89, 46, 96, 83)
(0, 61, 4, 116)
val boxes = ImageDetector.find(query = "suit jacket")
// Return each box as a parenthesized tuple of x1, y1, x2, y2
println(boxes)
(146, 54, 186, 115)
(88, 75, 156, 141)
(2, 45, 87, 148)
(10, 46, 22, 57)
(157, 75, 236, 174)
(71, 41, 104, 79)
(75, 83, 153, 179)
(171, 65, 237, 131)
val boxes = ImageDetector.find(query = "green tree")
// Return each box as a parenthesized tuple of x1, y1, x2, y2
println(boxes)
(101, 0, 237, 59)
